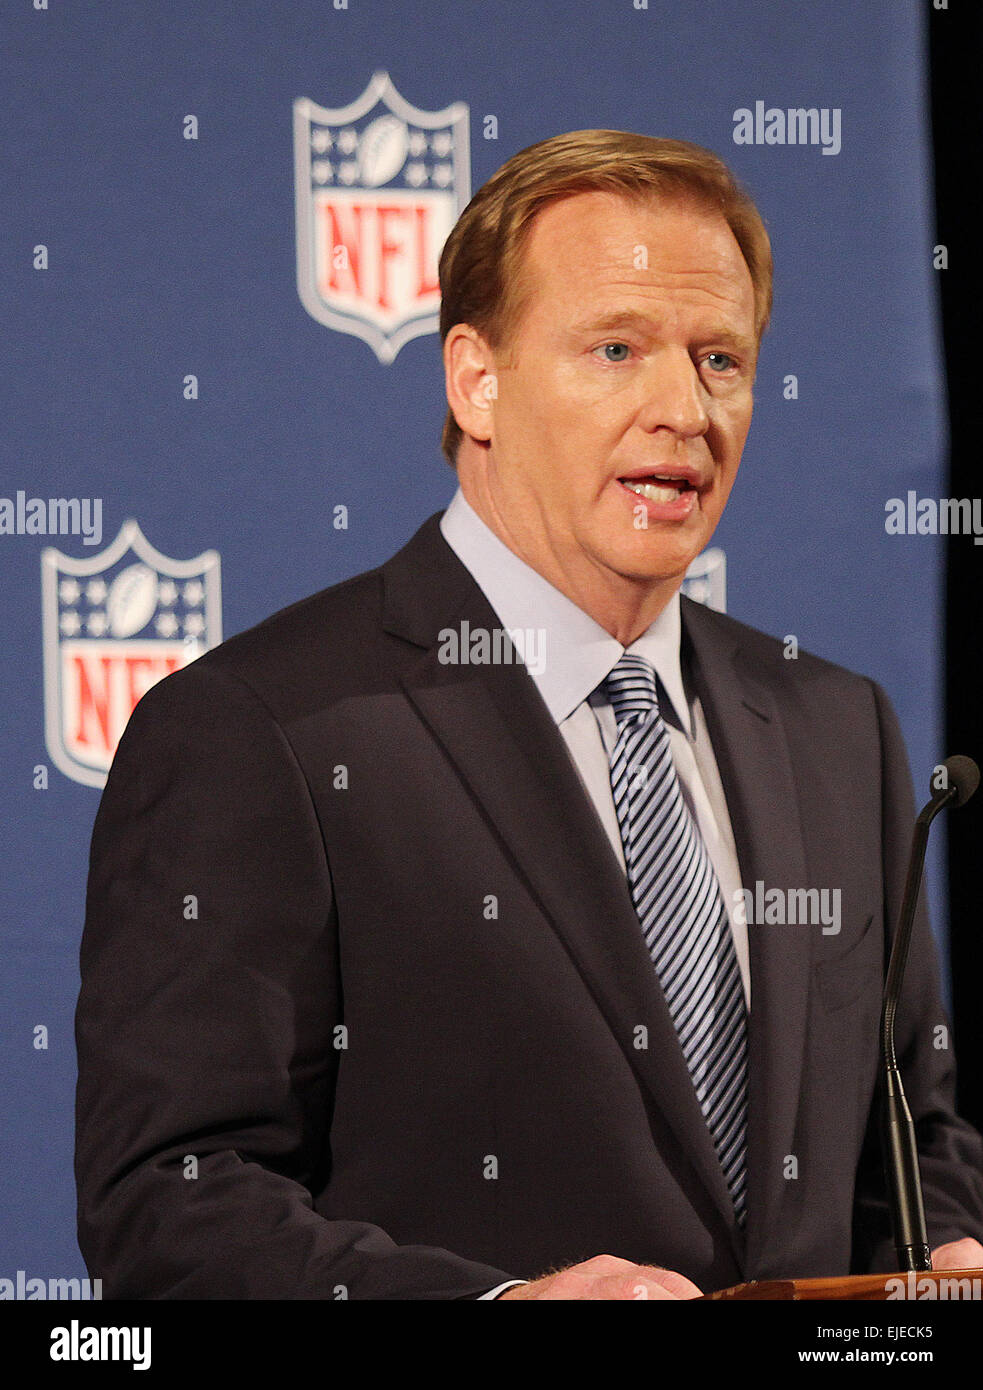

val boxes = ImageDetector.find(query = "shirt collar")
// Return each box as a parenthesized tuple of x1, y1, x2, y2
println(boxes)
(439, 487, 692, 736)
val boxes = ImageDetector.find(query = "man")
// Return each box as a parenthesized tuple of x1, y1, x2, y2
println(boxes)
(75, 130, 983, 1300)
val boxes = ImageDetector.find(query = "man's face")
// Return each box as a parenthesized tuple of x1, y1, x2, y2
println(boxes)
(471, 191, 758, 608)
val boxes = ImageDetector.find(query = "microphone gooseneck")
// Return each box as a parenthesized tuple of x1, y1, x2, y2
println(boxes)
(879, 755, 979, 1273)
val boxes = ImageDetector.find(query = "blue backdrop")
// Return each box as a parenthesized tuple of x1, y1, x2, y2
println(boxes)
(0, 0, 946, 1285)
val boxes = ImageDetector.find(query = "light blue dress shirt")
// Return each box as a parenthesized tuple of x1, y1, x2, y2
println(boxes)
(438, 487, 750, 1299)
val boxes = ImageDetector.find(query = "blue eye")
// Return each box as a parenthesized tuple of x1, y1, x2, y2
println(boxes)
(595, 342, 631, 362)
(706, 352, 735, 372)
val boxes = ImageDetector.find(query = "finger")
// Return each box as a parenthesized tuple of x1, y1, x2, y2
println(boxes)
(931, 1238, 983, 1269)
(537, 1275, 682, 1300)
(633, 1264, 704, 1299)
(615, 1276, 682, 1301)
(574, 1253, 644, 1276)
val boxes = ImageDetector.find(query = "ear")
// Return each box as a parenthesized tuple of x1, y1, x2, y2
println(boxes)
(443, 324, 499, 445)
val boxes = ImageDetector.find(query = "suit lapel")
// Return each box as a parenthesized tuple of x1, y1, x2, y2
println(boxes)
(382, 516, 747, 1260)
(681, 597, 813, 1274)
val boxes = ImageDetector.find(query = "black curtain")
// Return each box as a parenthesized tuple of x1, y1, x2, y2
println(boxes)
(931, 1, 983, 1134)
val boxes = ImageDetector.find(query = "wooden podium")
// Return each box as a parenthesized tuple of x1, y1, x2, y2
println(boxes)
(705, 1269, 983, 1300)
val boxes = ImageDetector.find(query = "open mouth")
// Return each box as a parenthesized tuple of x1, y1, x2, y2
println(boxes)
(618, 475, 695, 504)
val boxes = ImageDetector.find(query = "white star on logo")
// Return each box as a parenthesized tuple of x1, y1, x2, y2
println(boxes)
(59, 579, 80, 605)
(59, 610, 81, 636)
(155, 612, 180, 638)
(311, 129, 333, 154)
(158, 580, 178, 607)
(85, 579, 107, 604)
(182, 580, 204, 606)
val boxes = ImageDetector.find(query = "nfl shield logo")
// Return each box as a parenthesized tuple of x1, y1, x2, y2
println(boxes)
(682, 548, 727, 613)
(293, 71, 470, 362)
(41, 521, 222, 787)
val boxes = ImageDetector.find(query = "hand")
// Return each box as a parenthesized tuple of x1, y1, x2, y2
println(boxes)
(496, 1253, 703, 1300)
(931, 1237, 983, 1270)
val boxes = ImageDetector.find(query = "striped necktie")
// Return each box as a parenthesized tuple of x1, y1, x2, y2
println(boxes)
(602, 652, 748, 1227)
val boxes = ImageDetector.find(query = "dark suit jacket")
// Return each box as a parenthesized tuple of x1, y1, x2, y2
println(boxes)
(74, 512, 983, 1298)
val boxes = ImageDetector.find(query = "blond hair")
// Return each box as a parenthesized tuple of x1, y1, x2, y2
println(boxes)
(438, 129, 772, 464)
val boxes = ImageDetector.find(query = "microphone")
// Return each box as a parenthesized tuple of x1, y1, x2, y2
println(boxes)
(880, 754, 979, 1272)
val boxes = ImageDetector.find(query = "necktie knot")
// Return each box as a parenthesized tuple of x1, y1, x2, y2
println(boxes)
(602, 653, 660, 727)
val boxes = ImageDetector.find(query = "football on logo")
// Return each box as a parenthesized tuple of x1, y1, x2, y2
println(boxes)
(294, 71, 470, 363)
(41, 521, 222, 787)
(358, 115, 409, 187)
(106, 564, 159, 637)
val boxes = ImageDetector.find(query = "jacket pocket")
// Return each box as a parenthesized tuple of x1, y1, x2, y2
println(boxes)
(813, 913, 881, 1012)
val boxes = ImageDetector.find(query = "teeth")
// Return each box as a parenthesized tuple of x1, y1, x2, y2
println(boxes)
(622, 479, 685, 503)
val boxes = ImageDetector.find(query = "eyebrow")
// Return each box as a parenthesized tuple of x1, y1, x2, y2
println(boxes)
(568, 310, 655, 335)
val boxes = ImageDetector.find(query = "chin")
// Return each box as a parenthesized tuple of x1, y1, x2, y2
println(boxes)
(604, 539, 703, 583)
(606, 557, 694, 587)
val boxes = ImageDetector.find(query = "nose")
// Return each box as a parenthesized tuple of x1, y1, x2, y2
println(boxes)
(635, 348, 710, 438)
